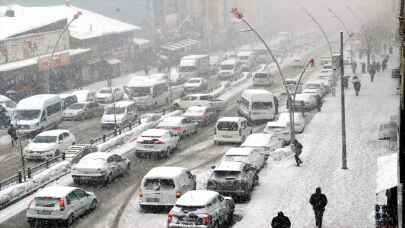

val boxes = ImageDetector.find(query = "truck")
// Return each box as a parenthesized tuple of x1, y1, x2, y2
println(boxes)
(178, 55, 210, 79)
(172, 93, 226, 111)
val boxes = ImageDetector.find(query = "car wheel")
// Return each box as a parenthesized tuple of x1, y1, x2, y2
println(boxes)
(105, 174, 112, 185)
(88, 199, 97, 212)
(173, 103, 180, 109)
(64, 213, 75, 226)
(213, 221, 220, 228)
(54, 149, 60, 157)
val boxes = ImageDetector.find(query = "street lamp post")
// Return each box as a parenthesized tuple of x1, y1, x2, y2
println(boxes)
(45, 11, 81, 93)
(231, 8, 312, 148)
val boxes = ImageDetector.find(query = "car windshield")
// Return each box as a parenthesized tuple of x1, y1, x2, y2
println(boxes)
(217, 121, 238, 131)
(188, 79, 201, 83)
(105, 107, 125, 115)
(305, 84, 320, 89)
(15, 110, 40, 120)
(254, 73, 268, 79)
(252, 102, 273, 110)
(34, 197, 60, 208)
(214, 170, 241, 177)
(323, 65, 333, 69)
(180, 66, 196, 72)
(221, 64, 234, 70)
(69, 103, 85, 110)
(99, 88, 112, 94)
(33, 136, 57, 143)
(144, 178, 175, 190)
(223, 155, 248, 163)
(128, 87, 151, 97)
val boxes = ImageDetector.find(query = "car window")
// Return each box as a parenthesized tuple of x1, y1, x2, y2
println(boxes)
(58, 134, 63, 141)
(107, 156, 114, 163)
(62, 132, 70, 138)
(113, 155, 123, 162)
(73, 189, 87, 199)
(217, 121, 238, 131)
(68, 191, 80, 201)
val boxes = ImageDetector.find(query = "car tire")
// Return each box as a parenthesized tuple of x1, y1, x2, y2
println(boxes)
(173, 103, 180, 109)
(54, 149, 60, 157)
(88, 199, 97, 212)
(213, 221, 220, 228)
(64, 213, 75, 226)
(227, 210, 234, 225)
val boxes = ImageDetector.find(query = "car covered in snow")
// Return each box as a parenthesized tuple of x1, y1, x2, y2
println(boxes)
(183, 106, 219, 126)
(71, 152, 130, 185)
(214, 117, 252, 145)
(72, 90, 96, 103)
(265, 112, 305, 134)
(134, 128, 179, 159)
(59, 93, 78, 110)
(157, 116, 198, 138)
(24, 130, 76, 160)
(95, 87, 124, 104)
(303, 80, 327, 97)
(26, 186, 97, 226)
(184, 77, 208, 93)
(173, 94, 226, 111)
(207, 161, 258, 201)
(287, 93, 317, 111)
(139, 113, 163, 124)
(101, 101, 137, 128)
(241, 133, 280, 160)
(167, 190, 234, 228)
(63, 102, 103, 121)
(139, 166, 196, 210)
(221, 147, 265, 171)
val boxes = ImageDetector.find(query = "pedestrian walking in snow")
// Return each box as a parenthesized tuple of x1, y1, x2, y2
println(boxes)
(7, 124, 17, 147)
(352, 76, 361, 96)
(382, 58, 388, 71)
(361, 62, 366, 73)
(376, 62, 381, 72)
(274, 96, 279, 115)
(351, 61, 357, 74)
(293, 139, 303, 166)
(369, 64, 376, 82)
(315, 95, 322, 112)
(271, 211, 291, 228)
(310, 187, 328, 228)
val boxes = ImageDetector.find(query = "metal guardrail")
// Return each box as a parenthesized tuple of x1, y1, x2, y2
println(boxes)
(0, 154, 65, 191)
(89, 121, 140, 146)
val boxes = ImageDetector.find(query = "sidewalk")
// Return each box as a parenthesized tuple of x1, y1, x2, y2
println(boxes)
(233, 53, 399, 228)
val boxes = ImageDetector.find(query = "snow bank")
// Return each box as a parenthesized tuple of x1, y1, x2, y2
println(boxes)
(0, 161, 70, 208)
(270, 146, 294, 161)
(376, 153, 397, 193)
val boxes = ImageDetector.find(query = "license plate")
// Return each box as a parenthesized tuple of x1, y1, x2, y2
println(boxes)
(146, 198, 159, 202)
(222, 135, 232, 138)
(37, 210, 52, 215)
(143, 145, 154, 148)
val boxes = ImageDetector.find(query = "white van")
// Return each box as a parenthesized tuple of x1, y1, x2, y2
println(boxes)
(101, 101, 137, 128)
(178, 55, 210, 79)
(72, 90, 96, 103)
(214, 117, 252, 145)
(238, 89, 277, 122)
(139, 166, 196, 209)
(218, 59, 241, 80)
(124, 75, 170, 109)
(237, 51, 256, 69)
(15, 94, 63, 135)
(252, 67, 271, 86)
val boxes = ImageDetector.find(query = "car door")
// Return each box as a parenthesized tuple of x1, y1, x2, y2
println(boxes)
(112, 154, 126, 175)
(62, 132, 73, 148)
(67, 191, 83, 216)
(73, 189, 91, 216)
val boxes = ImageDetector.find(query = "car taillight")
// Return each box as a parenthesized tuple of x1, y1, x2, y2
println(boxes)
(202, 214, 212, 225)
(167, 213, 174, 223)
(59, 198, 65, 211)
(154, 140, 165, 144)
(176, 192, 182, 198)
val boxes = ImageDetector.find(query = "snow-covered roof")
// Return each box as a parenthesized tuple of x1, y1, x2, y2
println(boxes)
(0, 94, 12, 102)
(186, 106, 206, 112)
(176, 190, 218, 207)
(215, 161, 245, 172)
(133, 38, 150, 46)
(237, 51, 253, 57)
(225, 147, 255, 156)
(35, 186, 78, 198)
(141, 128, 169, 137)
(0, 5, 140, 41)
(106, 100, 135, 108)
(241, 133, 272, 147)
(0, 48, 90, 72)
(16, 94, 61, 110)
(159, 116, 185, 125)
(241, 89, 273, 101)
(37, 129, 70, 137)
(144, 167, 187, 179)
(161, 39, 200, 51)
(294, 93, 315, 101)
(218, 117, 246, 123)
(376, 153, 397, 193)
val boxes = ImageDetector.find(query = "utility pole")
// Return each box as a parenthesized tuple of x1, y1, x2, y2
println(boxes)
(340, 31, 348, 170)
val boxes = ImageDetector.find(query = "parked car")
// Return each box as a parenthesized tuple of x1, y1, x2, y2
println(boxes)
(140, 113, 163, 124)
(59, 93, 78, 110)
(303, 80, 327, 97)
(101, 101, 137, 128)
(26, 186, 97, 227)
(184, 77, 208, 93)
(221, 147, 265, 171)
(63, 102, 103, 121)
(167, 190, 234, 228)
(139, 166, 196, 210)
(207, 161, 258, 201)
(214, 117, 252, 145)
(95, 87, 124, 104)
(265, 112, 305, 134)
(134, 129, 179, 159)
(287, 93, 317, 111)
(241, 133, 281, 160)
(285, 78, 303, 94)
(183, 106, 218, 126)
(71, 152, 130, 185)
(173, 94, 226, 111)
(24, 129, 76, 160)
(157, 116, 198, 137)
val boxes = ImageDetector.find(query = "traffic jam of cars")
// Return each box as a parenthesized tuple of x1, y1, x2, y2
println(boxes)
(1, 32, 337, 227)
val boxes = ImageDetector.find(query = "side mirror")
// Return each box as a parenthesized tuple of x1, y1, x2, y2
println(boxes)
(210, 165, 216, 169)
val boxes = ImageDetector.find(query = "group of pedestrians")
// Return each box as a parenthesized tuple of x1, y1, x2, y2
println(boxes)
(271, 187, 328, 228)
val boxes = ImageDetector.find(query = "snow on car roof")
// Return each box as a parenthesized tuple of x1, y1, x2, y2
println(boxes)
(35, 186, 78, 198)
(17, 94, 61, 110)
(218, 117, 246, 122)
(144, 166, 187, 179)
(266, 121, 287, 128)
(215, 161, 245, 171)
(294, 93, 315, 100)
(225, 147, 256, 156)
(242, 133, 272, 147)
(159, 116, 185, 125)
(176, 190, 219, 207)
(186, 106, 207, 112)
(106, 100, 135, 108)
(82, 152, 111, 160)
(0, 95, 12, 102)
(221, 58, 237, 65)
(37, 129, 70, 137)
(141, 128, 169, 137)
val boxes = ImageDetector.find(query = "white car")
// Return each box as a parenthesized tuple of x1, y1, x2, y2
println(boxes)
(157, 116, 198, 138)
(184, 77, 208, 92)
(139, 113, 163, 124)
(265, 112, 305, 134)
(71, 152, 130, 185)
(303, 80, 327, 97)
(24, 130, 76, 160)
(221, 147, 265, 171)
(0, 94, 16, 117)
(241, 133, 281, 160)
(134, 129, 179, 159)
(95, 87, 124, 104)
(26, 186, 97, 226)
(318, 69, 334, 80)
(288, 93, 317, 111)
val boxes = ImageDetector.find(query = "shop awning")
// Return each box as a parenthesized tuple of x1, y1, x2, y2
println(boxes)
(376, 153, 398, 193)
(161, 39, 200, 52)
(0, 48, 91, 72)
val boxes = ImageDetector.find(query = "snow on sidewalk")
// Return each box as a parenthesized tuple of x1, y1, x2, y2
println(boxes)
(233, 55, 399, 228)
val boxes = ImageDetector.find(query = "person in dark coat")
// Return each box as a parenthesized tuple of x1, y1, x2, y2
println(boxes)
(315, 95, 322, 112)
(369, 64, 376, 82)
(271, 211, 291, 228)
(7, 124, 18, 147)
(352, 76, 361, 96)
(274, 96, 279, 115)
(351, 61, 357, 74)
(310, 187, 328, 228)
(376, 62, 381, 72)
(293, 139, 303, 166)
